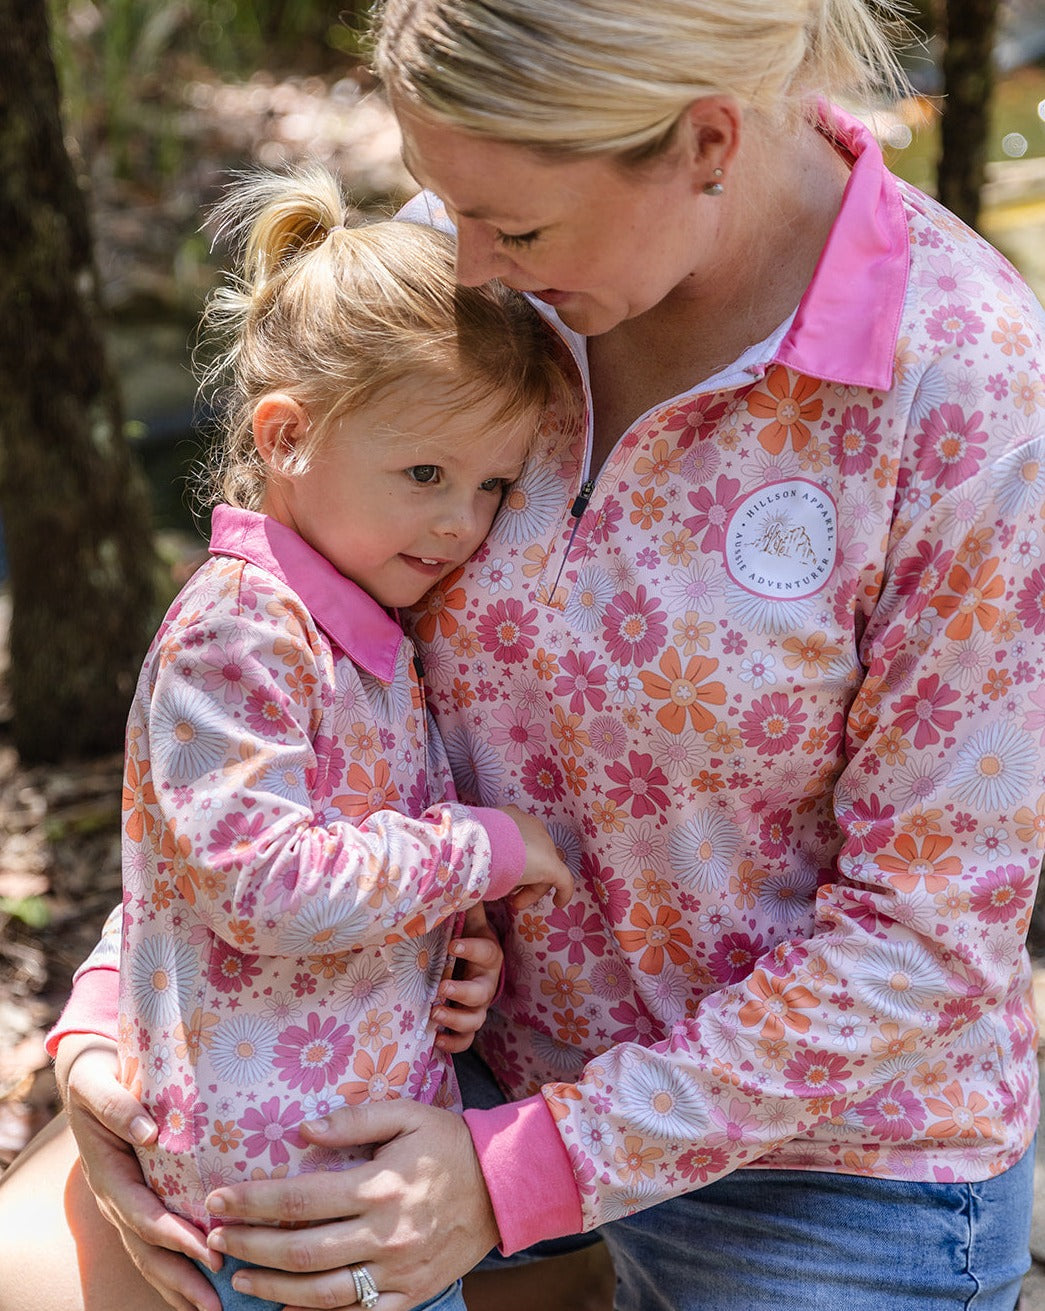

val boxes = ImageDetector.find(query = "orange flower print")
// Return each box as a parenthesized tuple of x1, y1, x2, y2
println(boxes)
(630, 487, 667, 528)
(992, 317, 1031, 357)
(634, 437, 682, 487)
(123, 755, 158, 843)
(615, 904, 694, 974)
(781, 630, 842, 679)
(408, 566, 468, 642)
(540, 961, 592, 1008)
(615, 1134, 663, 1183)
(931, 557, 1004, 640)
(746, 367, 824, 454)
(332, 760, 401, 819)
(878, 833, 962, 893)
(737, 970, 818, 1041)
(1014, 794, 1045, 848)
(160, 821, 198, 905)
(338, 1043, 409, 1104)
(925, 1081, 994, 1140)
(639, 650, 726, 734)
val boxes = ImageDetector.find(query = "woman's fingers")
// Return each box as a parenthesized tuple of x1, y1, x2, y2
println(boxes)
(203, 1103, 498, 1309)
(60, 1038, 157, 1146)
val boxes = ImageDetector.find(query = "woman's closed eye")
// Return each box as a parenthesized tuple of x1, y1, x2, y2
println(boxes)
(496, 228, 540, 249)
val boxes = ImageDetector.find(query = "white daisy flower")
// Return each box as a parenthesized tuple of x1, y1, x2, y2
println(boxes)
(668, 810, 742, 892)
(279, 898, 374, 958)
(850, 941, 946, 1019)
(493, 463, 565, 545)
(128, 935, 199, 1028)
(563, 566, 615, 633)
(386, 930, 446, 1005)
(616, 1058, 708, 1140)
(150, 682, 229, 783)
(949, 720, 1038, 811)
(209, 1013, 278, 1085)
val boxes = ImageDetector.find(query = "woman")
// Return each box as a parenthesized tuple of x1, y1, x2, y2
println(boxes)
(3, 1, 1044, 1308)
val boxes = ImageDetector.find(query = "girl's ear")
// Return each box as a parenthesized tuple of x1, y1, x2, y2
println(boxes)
(253, 394, 310, 473)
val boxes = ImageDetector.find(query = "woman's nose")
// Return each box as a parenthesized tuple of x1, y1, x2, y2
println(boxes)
(453, 217, 506, 287)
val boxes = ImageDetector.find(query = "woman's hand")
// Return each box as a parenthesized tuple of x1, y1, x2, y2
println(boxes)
(434, 904, 503, 1054)
(204, 1101, 500, 1311)
(57, 1035, 222, 1311)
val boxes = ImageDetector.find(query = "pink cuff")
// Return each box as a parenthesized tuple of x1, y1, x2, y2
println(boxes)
(471, 808, 527, 901)
(463, 1094, 584, 1254)
(44, 965, 120, 1058)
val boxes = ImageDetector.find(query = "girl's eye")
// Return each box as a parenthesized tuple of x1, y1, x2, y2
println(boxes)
(479, 476, 510, 493)
(408, 465, 440, 485)
(496, 229, 540, 249)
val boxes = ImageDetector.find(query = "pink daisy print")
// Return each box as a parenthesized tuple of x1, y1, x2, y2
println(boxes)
(859, 1081, 927, 1141)
(273, 1013, 354, 1093)
(476, 598, 539, 662)
(154, 1084, 207, 1153)
(244, 684, 295, 736)
(914, 404, 987, 489)
(829, 405, 881, 475)
(602, 587, 668, 666)
(604, 751, 671, 818)
(554, 649, 609, 715)
(739, 692, 808, 756)
(969, 864, 1035, 923)
(240, 1096, 306, 1166)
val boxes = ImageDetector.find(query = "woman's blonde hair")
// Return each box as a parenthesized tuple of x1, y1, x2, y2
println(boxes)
(197, 165, 570, 508)
(371, 0, 913, 156)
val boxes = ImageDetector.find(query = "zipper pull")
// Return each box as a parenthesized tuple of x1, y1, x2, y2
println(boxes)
(412, 653, 425, 683)
(570, 478, 596, 519)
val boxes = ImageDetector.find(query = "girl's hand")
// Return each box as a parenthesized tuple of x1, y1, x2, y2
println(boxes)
(499, 805, 574, 910)
(57, 1035, 221, 1311)
(203, 1101, 500, 1311)
(433, 904, 503, 1053)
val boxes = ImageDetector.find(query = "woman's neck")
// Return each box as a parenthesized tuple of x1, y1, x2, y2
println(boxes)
(587, 117, 851, 473)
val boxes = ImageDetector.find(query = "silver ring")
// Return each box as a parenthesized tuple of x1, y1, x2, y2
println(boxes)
(351, 1264, 380, 1309)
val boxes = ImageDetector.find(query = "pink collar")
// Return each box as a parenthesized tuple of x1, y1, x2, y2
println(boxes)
(773, 105, 909, 390)
(208, 504, 406, 684)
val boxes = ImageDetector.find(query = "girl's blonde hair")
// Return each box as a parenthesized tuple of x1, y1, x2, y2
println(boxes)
(197, 165, 571, 508)
(371, 0, 913, 157)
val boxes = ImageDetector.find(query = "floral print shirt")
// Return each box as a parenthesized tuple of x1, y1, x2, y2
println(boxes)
(54, 110, 1045, 1254)
(395, 107, 1045, 1251)
(112, 505, 523, 1228)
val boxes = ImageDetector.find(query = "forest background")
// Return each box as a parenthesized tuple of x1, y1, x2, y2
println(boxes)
(0, 0, 1044, 1189)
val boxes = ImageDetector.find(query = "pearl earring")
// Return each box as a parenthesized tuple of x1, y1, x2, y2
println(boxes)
(703, 167, 724, 196)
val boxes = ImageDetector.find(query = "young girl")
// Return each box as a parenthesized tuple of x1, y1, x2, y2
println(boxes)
(115, 166, 574, 1311)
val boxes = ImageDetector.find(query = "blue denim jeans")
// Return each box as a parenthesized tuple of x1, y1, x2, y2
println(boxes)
(194, 1255, 465, 1311)
(596, 1152, 1034, 1310)
(457, 1050, 1034, 1310)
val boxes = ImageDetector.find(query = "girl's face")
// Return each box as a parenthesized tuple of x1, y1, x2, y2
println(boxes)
(396, 102, 714, 338)
(260, 375, 534, 610)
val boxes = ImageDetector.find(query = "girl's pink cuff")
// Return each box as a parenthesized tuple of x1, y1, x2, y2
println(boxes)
(44, 965, 119, 1057)
(471, 807, 526, 901)
(463, 1093, 584, 1254)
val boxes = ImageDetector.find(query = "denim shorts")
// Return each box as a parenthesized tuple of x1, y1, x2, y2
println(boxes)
(457, 1051, 1035, 1310)
(194, 1255, 465, 1311)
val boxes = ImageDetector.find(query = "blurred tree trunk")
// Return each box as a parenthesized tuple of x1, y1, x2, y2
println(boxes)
(0, 0, 158, 762)
(936, 0, 1000, 230)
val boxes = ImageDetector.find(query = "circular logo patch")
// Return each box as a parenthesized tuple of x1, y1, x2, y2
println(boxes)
(725, 479, 837, 599)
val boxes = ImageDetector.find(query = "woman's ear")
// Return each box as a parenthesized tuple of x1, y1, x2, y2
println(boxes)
(678, 95, 743, 193)
(253, 394, 310, 473)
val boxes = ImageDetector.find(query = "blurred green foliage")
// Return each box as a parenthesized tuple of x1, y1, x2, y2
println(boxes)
(46, 0, 371, 176)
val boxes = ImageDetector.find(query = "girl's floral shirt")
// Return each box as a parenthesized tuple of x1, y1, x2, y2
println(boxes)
(54, 110, 1045, 1252)
(111, 505, 523, 1228)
